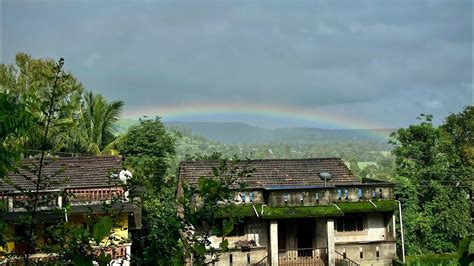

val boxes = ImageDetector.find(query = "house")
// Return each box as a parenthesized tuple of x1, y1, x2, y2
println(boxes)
(178, 158, 399, 266)
(0, 156, 141, 265)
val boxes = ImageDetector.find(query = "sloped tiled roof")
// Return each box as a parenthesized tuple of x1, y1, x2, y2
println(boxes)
(0, 156, 123, 193)
(179, 158, 360, 189)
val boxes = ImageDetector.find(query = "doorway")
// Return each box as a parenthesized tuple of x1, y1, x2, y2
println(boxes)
(297, 219, 314, 256)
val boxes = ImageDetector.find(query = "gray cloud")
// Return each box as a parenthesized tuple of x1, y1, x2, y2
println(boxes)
(2, 0, 472, 128)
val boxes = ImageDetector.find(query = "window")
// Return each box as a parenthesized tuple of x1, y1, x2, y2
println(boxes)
(249, 192, 254, 203)
(336, 215, 365, 232)
(215, 219, 245, 237)
(241, 192, 246, 203)
(228, 223, 245, 237)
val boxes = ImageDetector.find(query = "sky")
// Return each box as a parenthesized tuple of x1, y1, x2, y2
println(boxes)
(1, 0, 473, 129)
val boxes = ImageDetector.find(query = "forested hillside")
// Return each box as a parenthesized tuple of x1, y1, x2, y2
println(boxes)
(117, 120, 394, 144)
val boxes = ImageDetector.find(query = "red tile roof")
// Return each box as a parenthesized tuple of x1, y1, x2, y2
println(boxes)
(179, 158, 360, 189)
(0, 156, 123, 193)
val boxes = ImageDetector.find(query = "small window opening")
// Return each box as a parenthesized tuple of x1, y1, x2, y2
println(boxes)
(357, 188, 362, 199)
(371, 189, 376, 199)
(337, 189, 342, 200)
(284, 193, 288, 203)
(344, 189, 349, 200)
(241, 192, 246, 203)
(315, 192, 319, 203)
(300, 193, 304, 203)
(249, 192, 254, 203)
(379, 189, 383, 199)
(247, 253, 250, 264)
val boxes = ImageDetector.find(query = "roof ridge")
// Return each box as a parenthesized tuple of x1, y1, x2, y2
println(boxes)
(182, 157, 343, 164)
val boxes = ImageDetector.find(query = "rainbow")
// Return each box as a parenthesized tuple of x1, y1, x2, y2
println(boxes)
(123, 102, 391, 139)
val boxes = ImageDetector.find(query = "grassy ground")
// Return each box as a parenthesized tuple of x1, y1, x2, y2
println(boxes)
(402, 253, 459, 266)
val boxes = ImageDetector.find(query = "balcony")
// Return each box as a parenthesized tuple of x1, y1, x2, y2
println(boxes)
(278, 248, 328, 265)
(2, 186, 128, 215)
(65, 187, 125, 205)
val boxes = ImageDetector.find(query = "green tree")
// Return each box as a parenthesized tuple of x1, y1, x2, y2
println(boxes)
(0, 93, 34, 178)
(65, 91, 124, 155)
(179, 158, 254, 264)
(118, 117, 180, 264)
(0, 53, 83, 153)
(390, 113, 471, 254)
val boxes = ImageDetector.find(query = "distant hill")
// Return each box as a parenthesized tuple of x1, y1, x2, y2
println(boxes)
(116, 120, 395, 144)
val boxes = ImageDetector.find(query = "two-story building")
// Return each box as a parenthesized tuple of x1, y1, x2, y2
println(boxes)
(0, 156, 141, 265)
(178, 158, 399, 266)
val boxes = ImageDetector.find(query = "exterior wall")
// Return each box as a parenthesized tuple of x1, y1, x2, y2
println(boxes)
(209, 219, 268, 249)
(231, 190, 265, 204)
(112, 213, 129, 242)
(269, 189, 333, 207)
(315, 218, 328, 249)
(211, 248, 268, 266)
(268, 186, 394, 207)
(336, 242, 396, 266)
(335, 213, 388, 243)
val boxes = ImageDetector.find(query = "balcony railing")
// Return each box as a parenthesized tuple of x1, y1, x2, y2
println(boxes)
(94, 243, 131, 260)
(2, 187, 127, 212)
(279, 248, 328, 265)
(65, 187, 125, 204)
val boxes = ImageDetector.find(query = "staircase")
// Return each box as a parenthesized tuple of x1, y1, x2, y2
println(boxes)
(335, 251, 360, 266)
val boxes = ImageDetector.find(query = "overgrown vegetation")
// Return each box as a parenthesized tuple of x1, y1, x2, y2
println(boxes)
(390, 108, 473, 256)
(1, 53, 472, 264)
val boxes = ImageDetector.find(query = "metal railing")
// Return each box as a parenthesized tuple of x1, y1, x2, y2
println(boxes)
(278, 248, 327, 265)
(335, 251, 359, 266)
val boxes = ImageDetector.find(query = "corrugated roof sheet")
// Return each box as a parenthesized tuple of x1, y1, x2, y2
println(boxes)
(179, 158, 360, 189)
(0, 156, 123, 193)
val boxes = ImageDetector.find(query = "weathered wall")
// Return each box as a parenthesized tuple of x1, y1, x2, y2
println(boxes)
(210, 247, 268, 266)
(315, 218, 328, 249)
(209, 219, 268, 249)
(336, 242, 396, 266)
(268, 186, 393, 207)
(335, 213, 388, 243)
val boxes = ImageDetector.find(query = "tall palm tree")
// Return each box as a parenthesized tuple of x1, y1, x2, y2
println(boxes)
(66, 91, 124, 155)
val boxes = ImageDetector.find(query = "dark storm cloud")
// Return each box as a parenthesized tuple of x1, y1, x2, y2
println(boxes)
(1, 0, 472, 128)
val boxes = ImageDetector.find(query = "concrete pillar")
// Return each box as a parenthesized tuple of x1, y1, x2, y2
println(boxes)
(8, 196, 13, 211)
(270, 220, 279, 266)
(327, 218, 335, 265)
(58, 195, 63, 208)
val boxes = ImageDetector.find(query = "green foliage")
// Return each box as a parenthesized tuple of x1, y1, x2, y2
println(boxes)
(120, 117, 176, 189)
(405, 253, 459, 266)
(457, 236, 474, 265)
(118, 117, 182, 264)
(1, 53, 84, 153)
(0, 93, 34, 178)
(93, 216, 113, 244)
(391, 111, 472, 254)
(64, 91, 124, 155)
(179, 158, 255, 264)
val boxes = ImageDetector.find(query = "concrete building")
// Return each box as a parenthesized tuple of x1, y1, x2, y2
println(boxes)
(0, 156, 141, 265)
(178, 158, 399, 265)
